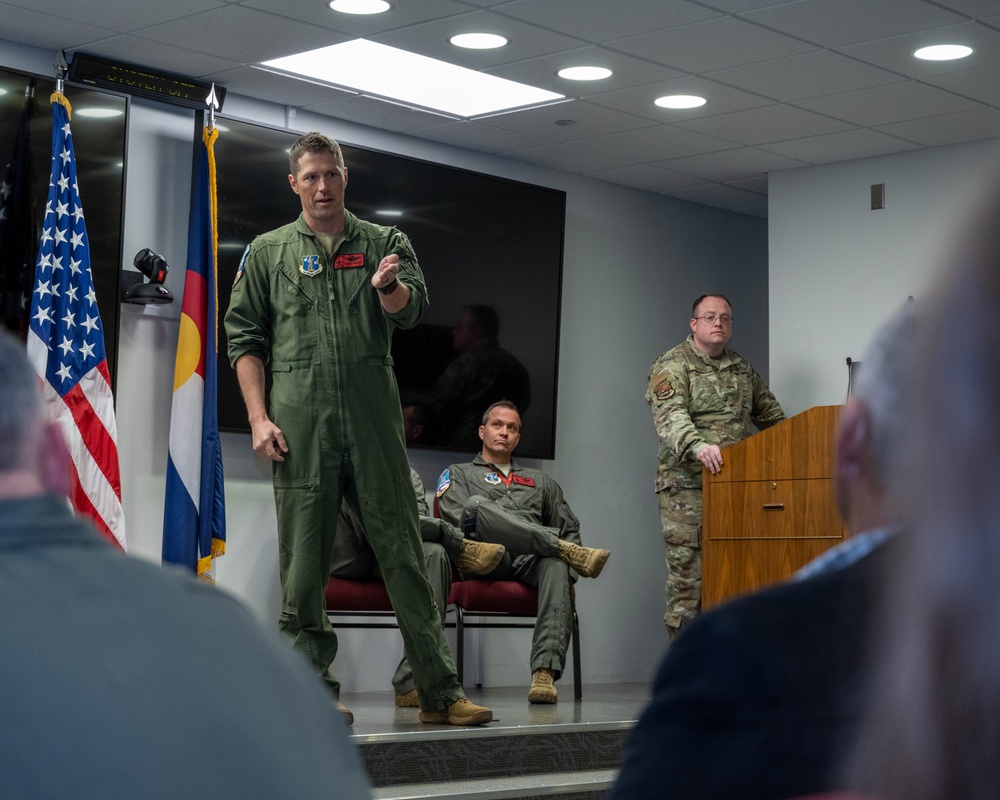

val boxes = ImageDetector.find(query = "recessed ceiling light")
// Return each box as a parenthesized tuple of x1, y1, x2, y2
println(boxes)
(261, 40, 563, 118)
(450, 33, 508, 49)
(75, 107, 125, 118)
(557, 66, 612, 81)
(376, 209, 403, 217)
(655, 94, 707, 109)
(329, 0, 390, 14)
(913, 44, 973, 61)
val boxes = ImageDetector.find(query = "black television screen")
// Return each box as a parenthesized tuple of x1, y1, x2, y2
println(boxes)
(215, 117, 565, 459)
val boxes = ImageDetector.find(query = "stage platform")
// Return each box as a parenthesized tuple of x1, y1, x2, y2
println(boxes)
(342, 683, 650, 800)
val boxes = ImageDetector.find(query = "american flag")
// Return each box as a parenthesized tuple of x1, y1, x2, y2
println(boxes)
(26, 91, 126, 550)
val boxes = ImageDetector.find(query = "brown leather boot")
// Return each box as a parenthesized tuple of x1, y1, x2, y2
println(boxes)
(528, 668, 558, 704)
(456, 539, 505, 575)
(556, 540, 610, 578)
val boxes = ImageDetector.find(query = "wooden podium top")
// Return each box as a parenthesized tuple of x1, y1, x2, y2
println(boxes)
(704, 404, 841, 484)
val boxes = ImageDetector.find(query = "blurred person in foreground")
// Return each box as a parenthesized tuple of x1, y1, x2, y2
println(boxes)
(611, 303, 915, 800)
(844, 185, 1000, 800)
(0, 330, 370, 799)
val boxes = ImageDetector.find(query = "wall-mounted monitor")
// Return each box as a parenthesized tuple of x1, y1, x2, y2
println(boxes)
(214, 117, 565, 459)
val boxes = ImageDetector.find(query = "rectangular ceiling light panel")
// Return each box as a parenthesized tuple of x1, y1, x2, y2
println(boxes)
(262, 39, 564, 118)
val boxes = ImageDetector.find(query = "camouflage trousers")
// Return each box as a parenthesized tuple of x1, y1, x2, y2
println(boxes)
(657, 488, 702, 640)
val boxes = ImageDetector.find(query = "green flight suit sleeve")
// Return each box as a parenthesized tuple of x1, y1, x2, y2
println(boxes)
(410, 468, 430, 517)
(382, 228, 428, 330)
(225, 240, 272, 367)
(436, 465, 474, 528)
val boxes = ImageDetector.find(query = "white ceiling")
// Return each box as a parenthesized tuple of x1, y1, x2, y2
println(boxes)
(4, 0, 1000, 217)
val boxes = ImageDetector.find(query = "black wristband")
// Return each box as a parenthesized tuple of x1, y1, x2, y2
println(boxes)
(377, 278, 399, 295)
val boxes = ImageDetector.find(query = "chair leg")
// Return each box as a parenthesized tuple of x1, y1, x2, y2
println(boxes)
(572, 607, 582, 700)
(456, 605, 465, 687)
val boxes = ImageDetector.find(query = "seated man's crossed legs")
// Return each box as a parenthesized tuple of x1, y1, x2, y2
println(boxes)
(459, 495, 611, 703)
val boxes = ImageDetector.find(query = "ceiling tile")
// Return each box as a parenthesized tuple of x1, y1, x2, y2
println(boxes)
(483, 46, 683, 96)
(370, 9, 585, 68)
(476, 99, 660, 141)
(135, 6, 345, 64)
(743, 0, 966, 48)
(242, 0, 470, 36)
(584, 76, 776, 123)
(584, 163, 713, 193)
(410, 120, 552, 152)
(657, 147, 809, 182)
(497, 0, 721, 41)
(666, 182, 767, 209)
(726, 175, 769, 194)
(74, 35, 241, 78)
(0, 5, 116, 52)
(836, 21, 1000, 78)
(705, 50, 906, 102)
(607, 15, 817, 74)
(570, 124, 740, 161)
(0, 0, 226, 33)
(757, 127, 924, 163)
(674, 104, 856, 146)
(923, 63, 1000, 106)
(500, 142, 635, 172)
(875, 106, 1000, 146)
(796, 80, 984, 127)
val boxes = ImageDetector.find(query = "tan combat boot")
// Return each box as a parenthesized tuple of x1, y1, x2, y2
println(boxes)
(528, 668, 557, 704)
(395, 689, 419, 708)
(456, 539, 505, 575)
(557, 540, 610, 579)
(419, 697, 493, 726)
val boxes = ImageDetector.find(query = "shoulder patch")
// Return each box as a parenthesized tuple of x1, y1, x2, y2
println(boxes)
(435, 469, 451, 498)
(232, 244, 251, 288)
(654, 380, 674, 400)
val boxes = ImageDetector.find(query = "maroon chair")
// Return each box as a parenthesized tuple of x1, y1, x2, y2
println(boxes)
(449, 578, 583, 700)
(325, 576, 457, 630)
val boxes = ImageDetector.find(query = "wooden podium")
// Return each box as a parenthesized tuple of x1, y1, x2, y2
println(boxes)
(702, 405, 845, 608)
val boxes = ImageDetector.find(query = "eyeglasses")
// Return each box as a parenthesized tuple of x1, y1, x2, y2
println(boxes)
(693, 314, 733, 325)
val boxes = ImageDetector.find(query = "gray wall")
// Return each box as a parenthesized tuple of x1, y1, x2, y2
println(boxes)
(769, 138, 1000, 415)
(2, 39, 769, 691)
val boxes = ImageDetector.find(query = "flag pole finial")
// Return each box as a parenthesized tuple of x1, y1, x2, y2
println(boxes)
(206, 84, 219, 130)
(53, 50, 68, 93)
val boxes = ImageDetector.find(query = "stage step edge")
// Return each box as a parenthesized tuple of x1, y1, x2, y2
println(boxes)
(371, 767, 617, 800)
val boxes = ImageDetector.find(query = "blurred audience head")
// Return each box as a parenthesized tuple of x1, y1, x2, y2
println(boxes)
(846, 175, 1000, 800)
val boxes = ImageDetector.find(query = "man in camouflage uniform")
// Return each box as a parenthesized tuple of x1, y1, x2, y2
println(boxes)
(646, 294, 784, 640)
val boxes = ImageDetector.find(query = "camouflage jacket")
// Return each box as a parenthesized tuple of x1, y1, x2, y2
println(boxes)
(646, 335, 785, 492)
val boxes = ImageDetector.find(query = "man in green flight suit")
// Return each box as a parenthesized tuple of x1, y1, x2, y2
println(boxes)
(225, 131, 492, 726)
(646, 294, 785, 642)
